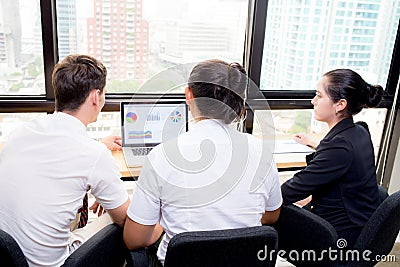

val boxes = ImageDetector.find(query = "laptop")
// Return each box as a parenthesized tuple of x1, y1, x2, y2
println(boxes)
(121, 101, 188, 167)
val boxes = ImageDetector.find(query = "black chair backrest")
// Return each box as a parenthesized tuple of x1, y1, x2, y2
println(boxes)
(62, 224, 127, 267)
(163, 226, 278, 267)
(274, 205, 339, 267)
(350, 190, 400, 267)
(0, 229, 29, 267)
(378, 184, 389, 204)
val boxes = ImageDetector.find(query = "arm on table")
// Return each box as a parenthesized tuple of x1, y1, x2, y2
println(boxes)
(102, 135, 122, 151)
(293, 133, 318, 150)
(281, 138, 353, 204)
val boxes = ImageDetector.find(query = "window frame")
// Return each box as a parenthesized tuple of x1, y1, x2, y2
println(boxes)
(0, 0, 399, 181)
(0, 1, 398, 112)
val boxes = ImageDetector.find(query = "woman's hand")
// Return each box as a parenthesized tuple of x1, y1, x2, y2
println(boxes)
(293, 133, 317, 150)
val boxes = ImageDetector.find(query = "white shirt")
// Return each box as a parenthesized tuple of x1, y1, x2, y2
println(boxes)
(0, 112, 128, 267)
(127, 119, 282, 264)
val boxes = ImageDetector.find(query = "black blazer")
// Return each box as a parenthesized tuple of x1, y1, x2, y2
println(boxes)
(281, 117, 379, 232)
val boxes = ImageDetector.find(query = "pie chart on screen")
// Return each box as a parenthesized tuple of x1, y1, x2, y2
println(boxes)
(169, 110, 182, 122)
(126, 112, 137, 123)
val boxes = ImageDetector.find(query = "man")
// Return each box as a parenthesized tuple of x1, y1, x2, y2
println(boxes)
(0, 55, 129, 267)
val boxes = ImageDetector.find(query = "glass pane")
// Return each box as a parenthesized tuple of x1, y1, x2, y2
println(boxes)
(86, 111, 120, 141)
(0, 112, 122, 145)
(260, 0, 400, 90)
(353, 108, 386, 155)
(0, 1, 44, 95)
(59, 0, 248, 94)
(253, 108, 386, 166)
(0, 113, 45, 144)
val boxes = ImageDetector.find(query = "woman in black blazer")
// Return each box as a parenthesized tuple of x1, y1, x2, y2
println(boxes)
(281, 69, 384, 249)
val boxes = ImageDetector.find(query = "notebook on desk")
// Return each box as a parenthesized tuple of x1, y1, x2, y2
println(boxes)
(274, 140, 314, 154)
(121, 101, 188, 167)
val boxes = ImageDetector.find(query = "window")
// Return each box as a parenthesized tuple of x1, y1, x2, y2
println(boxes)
(0, 113, 45, 144)
(0, 1, 44, 95)
(252, 108, 386, 165)
(260, 0, 400, 91)
(59, 0, 249, 94)
(0, 112, 121, 145)
(86, 112, 120, 141)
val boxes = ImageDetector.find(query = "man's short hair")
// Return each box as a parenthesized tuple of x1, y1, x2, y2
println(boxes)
(52, 54, 107, 112)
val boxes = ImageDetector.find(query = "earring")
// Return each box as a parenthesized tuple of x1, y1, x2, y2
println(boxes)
(335, 110, 338, 114)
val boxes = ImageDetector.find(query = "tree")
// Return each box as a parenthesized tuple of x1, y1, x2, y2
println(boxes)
(27, 63, 40, 77)
(290, 111, 311, 133)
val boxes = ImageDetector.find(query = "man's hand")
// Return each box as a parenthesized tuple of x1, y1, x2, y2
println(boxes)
(89, 201, 106, 217)
(101, 135, 122, 151)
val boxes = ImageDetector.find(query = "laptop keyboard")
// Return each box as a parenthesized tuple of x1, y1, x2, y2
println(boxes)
(131, 147, 153, 156)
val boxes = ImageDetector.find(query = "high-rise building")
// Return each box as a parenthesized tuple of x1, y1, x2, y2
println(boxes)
(87, 0, 149, 80)
(261, 0, 400, 90)
(155, 0, 247, 65)
(0, 0, 22, 69)
(0, 32, 6, 65)
(159, 22, 229, 64)
(56, 0, 77, 60)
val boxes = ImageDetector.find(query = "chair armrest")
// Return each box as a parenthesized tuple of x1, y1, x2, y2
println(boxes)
(62, 224, 128, 267)
(274, 205, 338, 267)
(125, 248, 148, 267)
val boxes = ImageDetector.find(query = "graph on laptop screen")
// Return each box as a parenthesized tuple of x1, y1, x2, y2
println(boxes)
(121, 102, 187, 147)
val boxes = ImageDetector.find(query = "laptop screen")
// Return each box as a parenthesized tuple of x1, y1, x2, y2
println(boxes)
(121, 101, 188, 147)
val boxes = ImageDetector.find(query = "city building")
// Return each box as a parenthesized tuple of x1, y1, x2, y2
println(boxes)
(0, 0, 22, 70)
(56, 0, 77, 60)
(87, 0, 149, 81)
(158, 21, 229, 64)
(155, 0, 246, 65)
(261, 0, 400, 91)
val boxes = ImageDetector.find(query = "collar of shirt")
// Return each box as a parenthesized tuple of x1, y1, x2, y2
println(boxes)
(51, 112, 88, 137)
(323, 117, 354, 141)
(192, 119, 230, 130)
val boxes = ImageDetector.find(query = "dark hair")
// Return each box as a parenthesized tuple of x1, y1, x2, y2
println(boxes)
(188, 59, 247, 124)
(323, 69, 384, 116)
(52, 54, 107, 112)
(355, 121, 370, 134)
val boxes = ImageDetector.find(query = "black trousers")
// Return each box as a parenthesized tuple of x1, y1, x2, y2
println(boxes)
(147, 233, 164, 267)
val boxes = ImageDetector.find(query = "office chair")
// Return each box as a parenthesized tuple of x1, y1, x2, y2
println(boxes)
(276, 188, 400, 267)
(61, 223, 128, 267)
(0, 229, 29, 267)
(274, 204, 339, 267)
(127, 226, 278, 267)
(1, 223, 127, 267)
(378, 184, 389, 204)
(348, 189, 400, 267)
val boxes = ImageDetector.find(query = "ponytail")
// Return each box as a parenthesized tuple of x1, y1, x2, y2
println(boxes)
(365, 84, 384, 108)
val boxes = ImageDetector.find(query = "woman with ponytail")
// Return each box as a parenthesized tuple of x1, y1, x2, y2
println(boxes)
(124, 60, 282, 266)
(281, 69, 384, 249)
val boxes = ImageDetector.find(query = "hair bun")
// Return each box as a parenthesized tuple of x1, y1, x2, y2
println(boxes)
(365, 84, 384, 108)
(229, 62, 246, 75)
